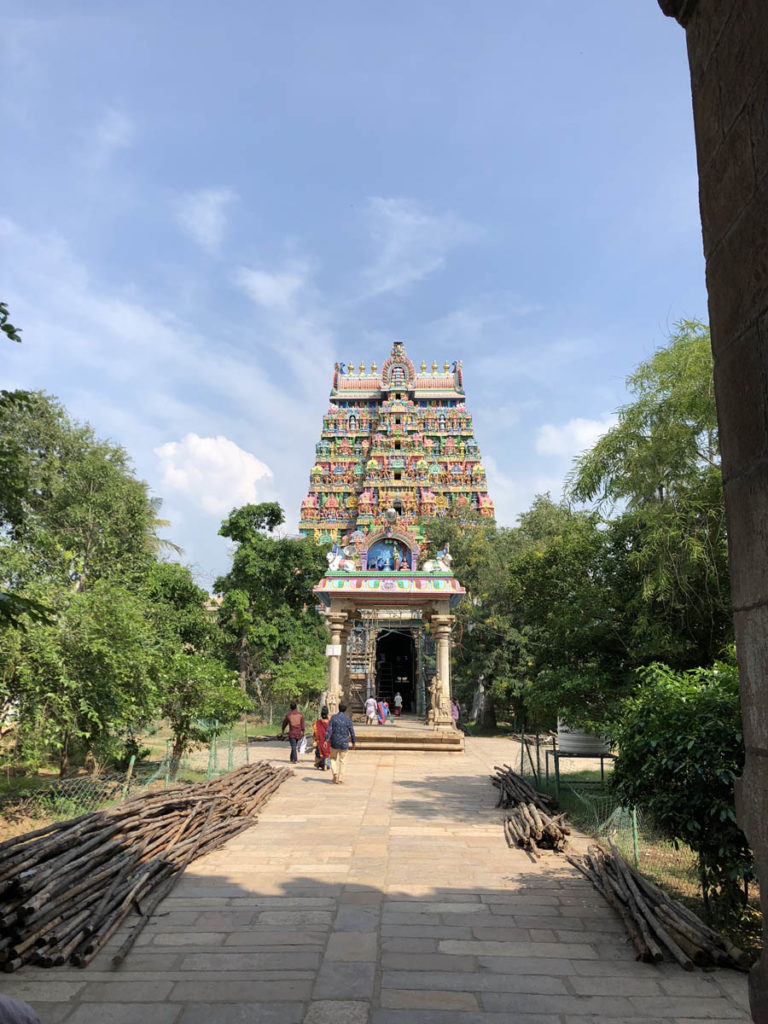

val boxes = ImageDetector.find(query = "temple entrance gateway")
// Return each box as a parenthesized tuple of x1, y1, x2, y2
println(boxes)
(313, 520, 465, 749)
(375, 628, 415, 712)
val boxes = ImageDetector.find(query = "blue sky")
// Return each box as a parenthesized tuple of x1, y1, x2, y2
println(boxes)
(1, 1, 706, 587)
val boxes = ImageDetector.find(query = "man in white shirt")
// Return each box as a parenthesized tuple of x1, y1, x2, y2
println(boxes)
(394, 691, 403, 717)
(365, 695, 377, 724)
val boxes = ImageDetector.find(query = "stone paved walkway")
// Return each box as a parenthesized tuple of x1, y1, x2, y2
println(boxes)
(1, 738, 751, 1023)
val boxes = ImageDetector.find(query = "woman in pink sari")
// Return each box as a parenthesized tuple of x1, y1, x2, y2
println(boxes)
(313, 707, 331, 769)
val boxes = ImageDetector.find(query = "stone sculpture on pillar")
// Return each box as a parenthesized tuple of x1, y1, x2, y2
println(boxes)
(325, 610, 348, 716)
(429, 611, 456, 727)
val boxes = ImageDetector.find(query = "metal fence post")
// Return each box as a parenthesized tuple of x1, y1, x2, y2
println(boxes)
(207, 725, 219, 780)
(164, 741, 171, 789)
(227, 728, 234, 772)
(631, 808, 640, 868)
(244, 718, 249, 765)
(121, 755, 136, 800)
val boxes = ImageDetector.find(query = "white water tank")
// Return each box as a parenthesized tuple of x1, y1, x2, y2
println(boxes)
(557, 719, 610, 755)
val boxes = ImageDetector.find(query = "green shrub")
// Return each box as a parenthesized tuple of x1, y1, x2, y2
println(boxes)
(611, 659, 752, 925)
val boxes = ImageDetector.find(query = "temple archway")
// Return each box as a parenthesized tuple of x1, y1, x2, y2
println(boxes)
(375, 628, 415, 712)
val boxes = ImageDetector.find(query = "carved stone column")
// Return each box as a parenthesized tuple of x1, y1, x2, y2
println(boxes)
(339, 621, 353, 705)
(430, 612, 455, 728)
(325, 608, 348, 716)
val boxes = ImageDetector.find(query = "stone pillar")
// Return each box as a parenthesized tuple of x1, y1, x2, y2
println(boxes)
(659, 3, 768, 1017)
(430, 612, 455, 728)
(325, 609, 348, 716)
(340, 621, 353, 705)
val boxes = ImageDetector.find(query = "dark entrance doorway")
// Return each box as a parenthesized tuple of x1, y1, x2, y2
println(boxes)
(375, 629, 415, 712)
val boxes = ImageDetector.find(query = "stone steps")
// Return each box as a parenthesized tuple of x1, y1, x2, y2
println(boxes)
(354, 724, 464, 752)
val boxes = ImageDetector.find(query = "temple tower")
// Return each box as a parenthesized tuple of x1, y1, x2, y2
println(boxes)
(304, 342, 494, 749)
(299, 342, 494, 542)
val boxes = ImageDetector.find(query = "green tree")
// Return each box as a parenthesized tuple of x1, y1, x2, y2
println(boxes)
(0, 394, 177, 769)
(141, 562, 250, 778)
(568, 320, 718, 508)
(158, 652, 249, 777)
(0, 304, 51, 627)
(1, 580, 161, 773)
(215, 503, 327, 707)
(568, 321, 731, 670)
(419, 511, 510, 726)
(506, 501, 635, 729)
(145, 561, 220, 655)
(0, 392, 156, 594)
(611, 660, 751, 925)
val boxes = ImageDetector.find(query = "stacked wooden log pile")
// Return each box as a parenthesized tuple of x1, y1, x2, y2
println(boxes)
(491, 764, 570, 856)
(0, 761, 291, 972)
(567, 842, 750, 971)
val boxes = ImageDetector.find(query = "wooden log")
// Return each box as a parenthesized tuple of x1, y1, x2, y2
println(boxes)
(111, 799, 221, 968)
(608, 843, 693, 971)
(595, 855, 652, 962)
(0, 813, 92, 856)
(2, 762, 290, 973)
(589, 848, 664, 962)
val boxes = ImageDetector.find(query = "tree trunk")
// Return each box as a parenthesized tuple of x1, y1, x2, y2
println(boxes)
(59, 738, 70, 778)
(169, 736, 186, 782)
(238, 628, 248, 693)
(478, 687, 497, 731)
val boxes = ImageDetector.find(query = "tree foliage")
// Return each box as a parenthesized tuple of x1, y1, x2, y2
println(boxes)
(215, 503, 327, 707)
(158, 653, 249, 776)
(1, 581, 161, 771)
(0, 392, 156, 594)
(0, 395, 180, 769)
(611, 660, 751, 923)
(429, 322, 730, 733)
(568, 320, 718, 508)
(0, 302, 22, 344)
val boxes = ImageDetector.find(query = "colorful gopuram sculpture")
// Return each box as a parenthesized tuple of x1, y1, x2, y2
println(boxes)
(299, 342, 495, 542)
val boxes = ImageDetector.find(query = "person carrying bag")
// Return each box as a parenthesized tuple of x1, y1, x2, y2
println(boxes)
(325, 703, 356, 785)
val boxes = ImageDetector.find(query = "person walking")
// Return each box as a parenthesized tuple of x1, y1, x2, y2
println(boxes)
(364, 694, 377, 724)
(451, 698, 461, 729)
(281, 701, 305, 764)
(393, 691, 403, 717)
(313, 706, 331, 770)
(326, 702, 356, 784)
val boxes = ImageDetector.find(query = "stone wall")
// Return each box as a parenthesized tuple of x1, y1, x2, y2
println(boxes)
(658, 2, 768, 1019)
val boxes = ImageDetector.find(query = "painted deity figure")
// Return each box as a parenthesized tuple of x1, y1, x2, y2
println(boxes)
(437, 543, 453, 571)
(326, 541, 356, 572)
(422, 543, 453, 574)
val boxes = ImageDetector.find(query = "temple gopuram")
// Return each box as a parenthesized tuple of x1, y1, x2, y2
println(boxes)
(304, 342, 494, 751)
(299, 341, 494, 541)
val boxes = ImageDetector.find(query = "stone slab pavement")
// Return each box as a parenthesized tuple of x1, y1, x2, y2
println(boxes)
(1, 738, 751, 1023)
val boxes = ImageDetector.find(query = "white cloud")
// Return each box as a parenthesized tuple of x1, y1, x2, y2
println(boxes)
(87, 107, 135, 169)
(0, 215, 329, 579)
(535, 415, 618, 458)
(484, 455, 564, 528)
(360, 197, 479, 297)
(154, 434, 274, 515)
(173, 187, 238, 254)
(234, 264, 307, 310)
